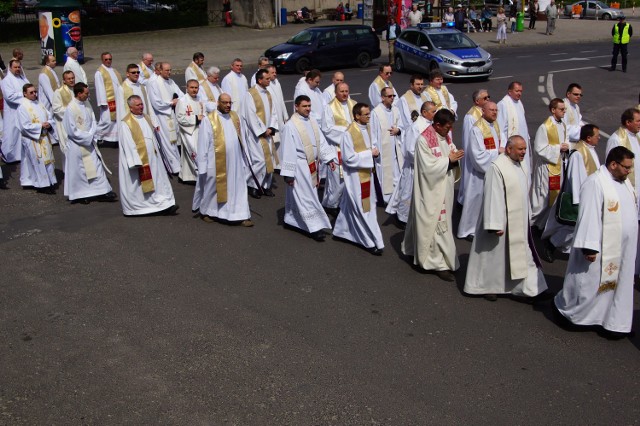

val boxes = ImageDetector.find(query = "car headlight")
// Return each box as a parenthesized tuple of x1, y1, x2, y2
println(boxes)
(439, 54, 459, 65)
(276, 53, 292, 60)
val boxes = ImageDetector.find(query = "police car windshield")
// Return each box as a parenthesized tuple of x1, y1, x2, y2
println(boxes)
(429, 33, 477, 49)
(287, 30, 318, 45)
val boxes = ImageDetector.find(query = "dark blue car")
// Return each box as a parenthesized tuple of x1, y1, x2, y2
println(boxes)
(264, 25, 382, 74)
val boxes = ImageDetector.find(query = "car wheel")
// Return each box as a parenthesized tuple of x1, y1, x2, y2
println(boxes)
(602, 13, 611, 20)
(429, 61, 440, 72)
(394, 55, 404, 72)
(295, 57, 311, 74)
(356, 52, 371, 68)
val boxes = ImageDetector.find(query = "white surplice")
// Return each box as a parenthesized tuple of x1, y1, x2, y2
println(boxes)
(542, 145, 600, 253)
(147, 76, 183, 174)
(118, 114, 175, 215)
(401, 126, 459, 271)
(185, 61, 206, 83)
(457, 119, 501, 239)
(63, 99, 112, 200)
(371, 103, 403, 203)
(457, 106, 483, 204)
(563, 98, 582, 143)
(221, 71, 248, 113)
(280, 113, 336, 233)
(1, 71, 30, 162)
(63, 57, 87, 84)
(37, 66, 59, 111)
(320, 99, 353, 209)
(268, 78, 289, 160)
(464, 154, 548, 296)
(52, 85, 73, 153)
(333, 123, 384, 250)
(367, 79, 398, 108)
(293, 83, 326, 128)
(17, 99, 57, 188)
(94, 65, 121, 142)
(606, 128, 640, 203)
(242, 87, 278, 189)
(497, 94, 531, 169)
(195, 111, 250, 221)
(530, 117, 567, 229)
(386, 116, 431, 223)
(398, 90, 428, 130)
(322, 83, 336, 104)
(197, 80, 222, 113)
(555, 166, 638, 333)
(175, 94, 204, 182)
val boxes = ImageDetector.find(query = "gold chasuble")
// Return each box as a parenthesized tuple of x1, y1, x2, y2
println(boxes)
(248, 87, 279, 173)
(59, 85, 73, 106)
(205, 110, 243, 203)
(402, 91, 427, 119)
(329, 97, 356, 170)
(42, 66, 59, 91)
(123, 113, 156, 193)
(474, 118, 500, 150)
(98, 66, 123, 121)
(347, 122, 372, 212)
(291, 113, 321, 187)
(615, 127, 638, 188)
(426, 85, 450, 110)
(373, 76, 393, 92)
(573, 141, 598, 176)
(544, 117, 566, 206)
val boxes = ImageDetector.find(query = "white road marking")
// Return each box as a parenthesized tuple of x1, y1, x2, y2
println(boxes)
(546, 73, 556, 99)
(490, 75, 513, 80)
(516, 55, 532, 58)
(538, 85, 545, 93)
(580, 50, 597, 53)
(551, 57, 591, 62)
(547, 66, 596, 73)
(549, 52, 568, 56)
(542, 96, 550, 105)
(538, 75, 545, 83)
(599, 130, 611, 138)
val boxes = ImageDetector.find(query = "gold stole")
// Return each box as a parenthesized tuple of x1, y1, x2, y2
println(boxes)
(200, 80, 217, 102)
(69, 100, 98, 179)
(329, 97, 355, 167)
(402, 90, 427, 116)
(544, 117, 565, 206)
(207, 111, 229, 203)
(59, 85, 73, 106)
(373, 75, 393, 92)
(24, 100, 54, 165)
(42, 66, 59, 91)
(188, 62, 206, 81)
(347, 122, 372, 212)
(139, 62, 150, 79)
(565, 101, 578, 125)
(474, 118, 500, 150)
(122, 81, 150, 115)
(426, 85, 450, 110)
(615, 127, 637, 188)
(573, 141, 598, 176)
(291, 113, 321, 187)
(249, 87, 279, 173)
(123, 113, 156, 193)
(98, 65, 122, 121)
(466, 105, 482, 122)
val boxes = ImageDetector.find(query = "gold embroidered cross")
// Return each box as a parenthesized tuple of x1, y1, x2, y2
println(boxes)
(605, 262, 618, 276)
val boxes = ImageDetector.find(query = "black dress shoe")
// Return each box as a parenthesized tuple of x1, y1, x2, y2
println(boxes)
(36, 186, 56, 195)
(71, 198, 91, 204)
(464, 235, 474, 242)
(161, 204, 180, 215)
(484, 294, 498, 302)
(541, 239, 555, 263)
(367, 247, 383, 256)
(0, 180, 8, 190)
(96, 191, 118, 202)
(325, 207, 339, 217)
(434, 270, 456, 282)
(310, 230, 326, 242)
(263, 188, 275, 197)
(248, 187, 261, 199)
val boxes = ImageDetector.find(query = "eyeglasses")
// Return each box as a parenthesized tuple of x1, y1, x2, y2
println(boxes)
(104, 58, 113, 61)
(616, 161, 634, 171)
(386, 95, 396, 98)
(129, 71, 140, 74)
(482, 96, 491, 100)
(383, 72, 392, 75)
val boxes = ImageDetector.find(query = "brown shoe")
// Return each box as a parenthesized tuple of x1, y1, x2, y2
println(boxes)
(434, 270, 455, 282)
(240, 220, 254, 227)
(201, 215, 215, 223)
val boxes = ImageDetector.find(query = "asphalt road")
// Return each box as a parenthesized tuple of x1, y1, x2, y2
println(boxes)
(1, 40, 640, 424)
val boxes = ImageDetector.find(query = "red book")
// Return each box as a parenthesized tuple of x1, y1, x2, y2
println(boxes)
(549, 175, 561, 191)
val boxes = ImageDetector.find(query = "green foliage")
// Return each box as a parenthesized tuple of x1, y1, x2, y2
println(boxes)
(0, 0, 14, 21)
(83, 10, 207, 35)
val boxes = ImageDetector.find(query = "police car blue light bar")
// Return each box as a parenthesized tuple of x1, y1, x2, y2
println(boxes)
(417, 21, 456, 29)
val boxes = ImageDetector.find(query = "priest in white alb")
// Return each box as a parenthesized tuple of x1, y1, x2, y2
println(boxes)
(464, 136, 548, 301)
(185, 52, 206, 83)
(175, 79, 204, 183)
(198, 66, 222, 113)
(63, 47, 86, 84)
(321, 82, 355, 212)
(119, 94, 178, 216)
(555, 146, 638, 338)
(530, 98, 570, 231)
(221, 58, 248, 113)
(398, 74, 428, 130)
(94, 52, 122, 143)
(16, 83, 57, 193)
(281, 95, 337, 241)
(563, 83, 583, 144)
(402, 109, 463, 282)
(196, 93, 253, 226)
(63, 83, 117, 204)
(37, 54, 59, 111)
(1, 60, 30, 162)
(497, 81, 531, 169)
(322, 71, 344, 104)
(457, 88, 489, 204)
(371, 86, 403, 204)
(138, 52, 154, 86)
(116, 64, 155, 119)
(147, 61, 183, 174)
(424, 70, 457, 115)
(541, 124, 601, 259)
(368, 64, 398, 108)
(333, 102, 384, 255)
(386, 101, 436, 225)
(266, 65, 288, 160)
(457, 101, 502, 241)
(52, 70, 75, 154)
(293, 69, 326, 128)
(242, 69, 279, 198)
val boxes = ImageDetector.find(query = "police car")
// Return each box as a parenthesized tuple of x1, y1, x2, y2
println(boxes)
(393, 22, 493, 80)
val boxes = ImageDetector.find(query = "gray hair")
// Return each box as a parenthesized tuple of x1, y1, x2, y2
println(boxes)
(127, 94, 142, 106)
(505, 135, 525, 147)
(66, 46, 77, 55)
(207, 66, 220, 76)
(472, 89, 488, 101)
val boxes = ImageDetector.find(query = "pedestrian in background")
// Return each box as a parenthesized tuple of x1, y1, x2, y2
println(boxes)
(496, 7, 508, 44)
(545, 0, 558, 35)
(610, 16, 632, 73)
(528, 0, 539, 29)
(385, 17, 401, 66)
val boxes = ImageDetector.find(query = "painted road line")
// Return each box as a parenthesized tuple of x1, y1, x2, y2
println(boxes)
(547, 66, 596, 73)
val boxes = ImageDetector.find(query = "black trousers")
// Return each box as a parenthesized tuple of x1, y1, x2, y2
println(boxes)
(528, 15, 536, 29)
(611, 43, 628, 71)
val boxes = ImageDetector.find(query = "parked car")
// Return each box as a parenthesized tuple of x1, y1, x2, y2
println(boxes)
(563, 0, 625, 19)
(114, 0, 156, 12)
(393, 22, 493, 80)
(88, 0, 125, 14)
(13, 0, 38, 14)
(149, 1, 176, 12)
(264, 25, 382, 74)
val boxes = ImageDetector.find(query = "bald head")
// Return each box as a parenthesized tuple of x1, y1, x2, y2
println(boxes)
(332, 71, 345, 85)
(217, 93, 232, 114)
